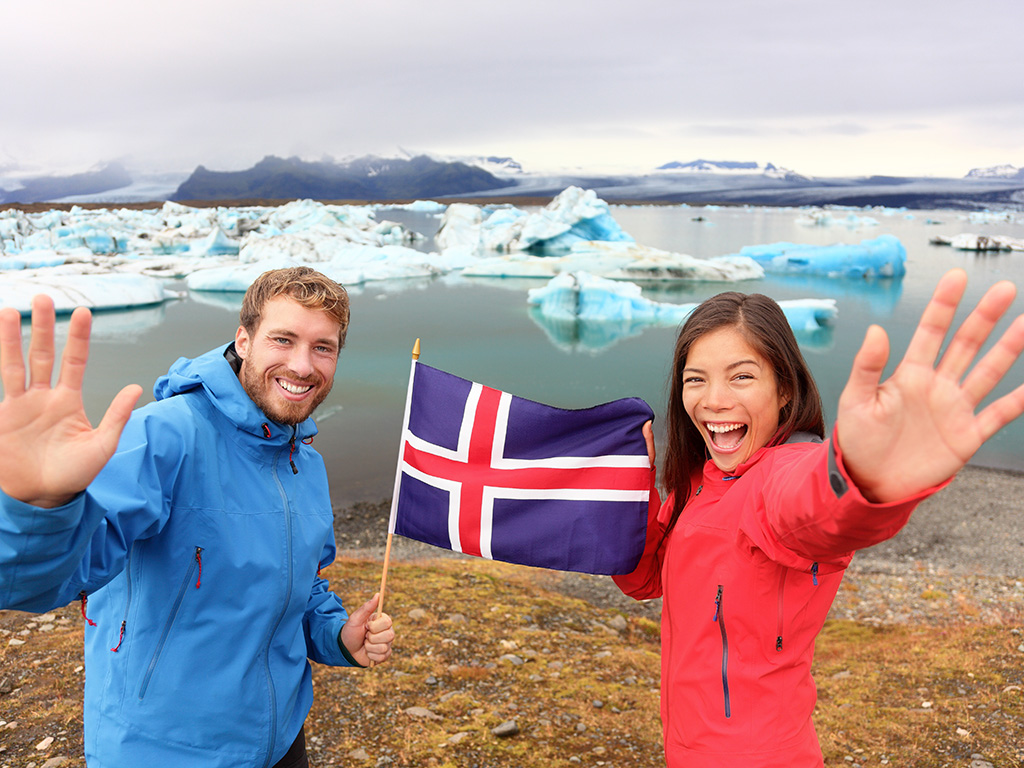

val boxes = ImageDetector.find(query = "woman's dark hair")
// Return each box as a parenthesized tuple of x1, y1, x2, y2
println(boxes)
(662, 291, 825, 531)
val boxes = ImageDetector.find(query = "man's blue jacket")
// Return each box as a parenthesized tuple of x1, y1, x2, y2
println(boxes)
(0, 343, 356, 767)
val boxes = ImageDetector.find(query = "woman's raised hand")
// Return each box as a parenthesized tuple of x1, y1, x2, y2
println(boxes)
(837, 269, 1024, 503)
(0, 296, 142, 508)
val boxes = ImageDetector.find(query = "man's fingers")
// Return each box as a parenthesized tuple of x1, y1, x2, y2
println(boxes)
(56, 306, 94, 393)
(96, 384, 144, 448)
(348, 593, 381, 626)
(27, 295, 57, 389)
(0, 307, 26, 397)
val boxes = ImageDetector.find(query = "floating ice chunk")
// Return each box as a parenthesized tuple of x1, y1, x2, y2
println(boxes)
(463, 241, 762, 282)
(739, 235, 906, 278)
(516, 187, 634, 253)
(0, 271, 176, 315)
(0, 250, 66, 270)
(186, 257, 309, 291)
(189, 226, 240, 257)
(795, 209, 880, 228)
(967, 210, 1017, 225)
(930, 233, 1024, 251)
(383, 200, 448, 213)
(528, 271, 835, 326)
(527, 272, 836, 352)
(187, 243, 449, 292)
(436, 187, 631, 255)
(435, 203, 485, 252)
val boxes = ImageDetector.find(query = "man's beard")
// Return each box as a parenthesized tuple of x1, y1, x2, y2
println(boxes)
(240, 363, 332, 426)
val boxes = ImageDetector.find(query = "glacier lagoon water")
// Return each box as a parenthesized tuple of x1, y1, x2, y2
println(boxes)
(63, 204, 1024, 507)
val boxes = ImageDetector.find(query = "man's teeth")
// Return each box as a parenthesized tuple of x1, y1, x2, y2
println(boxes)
(706, 423, 744, 434)
(279, 380, 312, 395)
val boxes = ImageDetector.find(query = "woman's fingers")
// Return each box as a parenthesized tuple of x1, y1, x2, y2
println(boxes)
(841, 324, 890, 411)
(900, 269, 968, 370)
(936, 280, 1017, 384)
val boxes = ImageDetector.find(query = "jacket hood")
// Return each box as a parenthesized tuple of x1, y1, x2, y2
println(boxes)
(153, 342, 318, 442)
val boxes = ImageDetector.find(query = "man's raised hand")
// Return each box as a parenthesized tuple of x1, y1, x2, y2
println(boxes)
(0, 295, 141, 508)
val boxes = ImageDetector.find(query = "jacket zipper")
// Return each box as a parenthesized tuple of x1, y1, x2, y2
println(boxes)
(261, 448, 296, 768)
(713, 584, 731, 719)
(776, 568, 788, 653)
(138, 546, 202, 699)
(111, 542, 138, 653)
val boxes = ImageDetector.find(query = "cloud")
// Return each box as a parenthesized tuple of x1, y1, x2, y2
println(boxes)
(2, 0, 1023, 178)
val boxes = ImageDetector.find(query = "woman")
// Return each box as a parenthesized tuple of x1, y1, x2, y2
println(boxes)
(614, 269, 1024, 767)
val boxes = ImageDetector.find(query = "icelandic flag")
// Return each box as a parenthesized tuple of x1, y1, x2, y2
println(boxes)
(387, 360, 655, 575)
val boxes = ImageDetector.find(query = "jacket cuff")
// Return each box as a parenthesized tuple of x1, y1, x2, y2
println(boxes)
(337, 627, 366, 668)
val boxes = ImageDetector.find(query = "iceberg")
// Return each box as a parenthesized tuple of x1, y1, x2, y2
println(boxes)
(929, 233, 1024, 251)
(526, 271, 837, 352)
(739, 235, 906, 278)
(0, 271, 178, 315)
(186, 242, 462, 292)
(463, 241, 763, 282)
(795, 209, 880, 228)
(436, 186, 633, 255)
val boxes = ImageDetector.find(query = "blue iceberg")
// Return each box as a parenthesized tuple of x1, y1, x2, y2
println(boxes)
(526, 271, 837, 352)
(739, 235, 906, 278)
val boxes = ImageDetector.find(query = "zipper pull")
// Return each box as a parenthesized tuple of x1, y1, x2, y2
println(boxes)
(79, 591, 97, 627)
(811, 562, 819, 586)
(776, 635, 783, 652)
(110, 621, 126, 652)
(195, 547, 203, 588)
(288, 437, 299, 475)
(713, 585, 723, 622)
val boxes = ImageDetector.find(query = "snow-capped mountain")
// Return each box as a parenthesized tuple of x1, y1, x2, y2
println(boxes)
(655, 159, 807, 182)
(965, 164, 1024, 180)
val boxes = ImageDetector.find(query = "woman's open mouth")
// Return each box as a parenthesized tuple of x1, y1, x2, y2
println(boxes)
(706, 422, 748, 451)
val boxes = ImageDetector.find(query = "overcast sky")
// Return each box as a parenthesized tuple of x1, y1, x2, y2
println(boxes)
(3, 0, 1022, 179)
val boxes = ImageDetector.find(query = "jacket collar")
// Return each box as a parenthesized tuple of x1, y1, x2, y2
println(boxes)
(153, 342, 319, 443)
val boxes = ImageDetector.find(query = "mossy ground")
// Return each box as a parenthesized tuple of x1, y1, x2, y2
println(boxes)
(2, 557, 1022, 767)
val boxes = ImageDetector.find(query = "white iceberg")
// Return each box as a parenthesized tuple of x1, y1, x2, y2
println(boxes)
(464, 241, 763, 282)
(739, 235, 906, 278)
(795, 209, 880, 228)
(929, 233, 1024, 251)
(436, 186, 632, 255)
(0, 271, 178, 315)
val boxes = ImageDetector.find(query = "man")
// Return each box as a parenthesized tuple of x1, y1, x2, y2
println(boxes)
(0, 266, 394, 768)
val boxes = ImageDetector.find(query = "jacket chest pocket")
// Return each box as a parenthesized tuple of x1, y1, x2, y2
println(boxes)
(137, 545, 204, 700)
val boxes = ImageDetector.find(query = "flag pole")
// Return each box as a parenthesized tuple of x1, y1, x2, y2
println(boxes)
(374, 338, 420, 626)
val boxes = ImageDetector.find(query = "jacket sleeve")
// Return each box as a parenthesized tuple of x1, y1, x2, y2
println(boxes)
(739, 435, 948, 568)
(302, 533, 358, 668)
(612, 487, 667, 600)
(0, 408, 184, 613)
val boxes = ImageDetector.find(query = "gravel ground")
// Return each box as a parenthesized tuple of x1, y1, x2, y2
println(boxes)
(333, 464, 1024, 626)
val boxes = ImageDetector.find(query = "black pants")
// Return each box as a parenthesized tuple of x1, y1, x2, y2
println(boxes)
(271, 727, 309, 768)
